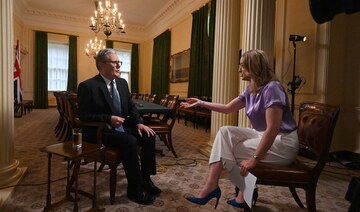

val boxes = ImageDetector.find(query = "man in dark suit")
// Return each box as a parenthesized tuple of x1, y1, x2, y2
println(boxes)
(77, 48, 161, 204)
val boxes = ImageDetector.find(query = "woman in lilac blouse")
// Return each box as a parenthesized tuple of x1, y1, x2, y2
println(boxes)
(181, 49, 298, 209)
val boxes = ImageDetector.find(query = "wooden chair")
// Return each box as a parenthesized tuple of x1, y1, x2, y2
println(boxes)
(143, 93, 149, 101)
(148, 94, 157, 103)
(22, 99, 34, 114)
(145, 95, 179, 158)
(177, 107, 196, 128)
(130, 93, 137, 99)
(194, 96, 212, 132)
(66, 93, 123, 205)
(153, 94, 169, 105)
(53, 91, 64, 136)
(64, 92, 79, 141)
(142, 94, 168, 121)
(177, 96, 198, 128)
(14, 99, 23, 117)
(14, 98, 34, 117)
(137, 93, 145, 100)
(57, 91, 70, 142)
(244, 101, 340, 211)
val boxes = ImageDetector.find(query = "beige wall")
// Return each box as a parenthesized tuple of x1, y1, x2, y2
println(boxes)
(138, 40, 153, 95)
(327, 12, 360, 152)
(13, 16, 32, 101)
(169, 15, 192, 99)
(275, 0, 325, 103)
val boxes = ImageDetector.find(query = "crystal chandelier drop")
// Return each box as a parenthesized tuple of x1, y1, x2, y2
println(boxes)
(85, 37, 106, 59)
(90, 0, 126, 39)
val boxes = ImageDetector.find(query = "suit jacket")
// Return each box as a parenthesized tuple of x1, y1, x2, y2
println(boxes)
(77, 74, 142, 142)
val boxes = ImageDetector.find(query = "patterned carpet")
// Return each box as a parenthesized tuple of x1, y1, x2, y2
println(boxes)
(1, 109, 357, 211)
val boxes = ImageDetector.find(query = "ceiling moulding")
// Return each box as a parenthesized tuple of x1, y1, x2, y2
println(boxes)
(17, 7, 146, 42)
(145, 0, 209, 40)
(13, 0, 210, 43)
(145, 0, 181, 28)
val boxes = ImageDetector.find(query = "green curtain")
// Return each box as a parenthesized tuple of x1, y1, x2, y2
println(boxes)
(188, 0, 216, 97)
(34, 31, 48, 109)
(67, 36, 77, 92)
(131, 44, 139, 93)
(151, 30, 171, 94)
(106, 40, 114, 48)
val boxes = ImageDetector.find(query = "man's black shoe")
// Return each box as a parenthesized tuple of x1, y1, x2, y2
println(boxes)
(127, 189, 154, 205)
(143, 180, 162, 197)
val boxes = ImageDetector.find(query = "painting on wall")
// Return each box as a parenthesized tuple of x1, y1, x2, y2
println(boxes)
(170, 49, 190, 83)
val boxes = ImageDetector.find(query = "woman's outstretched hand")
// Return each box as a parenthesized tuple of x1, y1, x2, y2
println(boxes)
(180, 98, 201, 108)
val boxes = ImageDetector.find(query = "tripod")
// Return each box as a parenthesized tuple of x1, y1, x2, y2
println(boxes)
(287, 41, 303, 115)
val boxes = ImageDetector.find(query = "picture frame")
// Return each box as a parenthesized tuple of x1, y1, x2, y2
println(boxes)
(170, 49, 190, 83)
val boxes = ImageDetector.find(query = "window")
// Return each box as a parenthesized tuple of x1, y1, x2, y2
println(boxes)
(48, 42, 69, 91)
(114, 49, 131, 84)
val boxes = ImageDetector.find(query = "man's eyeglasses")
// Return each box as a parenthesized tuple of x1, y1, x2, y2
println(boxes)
(105, 61, 122, 66)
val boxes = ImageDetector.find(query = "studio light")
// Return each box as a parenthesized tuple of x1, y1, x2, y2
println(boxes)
(288, 34, 307, 115)
(289, 34, 307, 42)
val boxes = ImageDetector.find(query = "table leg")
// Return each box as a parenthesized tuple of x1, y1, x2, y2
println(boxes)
(43, 153, 52, 212)
(92, 160, 97, 209)
(74, 160, 79, 212)
(66, 160, 71, 199)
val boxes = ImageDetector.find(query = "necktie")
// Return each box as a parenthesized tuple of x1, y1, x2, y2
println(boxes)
(110, 81, 124, 132)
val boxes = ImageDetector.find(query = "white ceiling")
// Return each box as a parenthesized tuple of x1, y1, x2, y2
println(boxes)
(14, 0, 208, 41)
(22, 0, 172, 27)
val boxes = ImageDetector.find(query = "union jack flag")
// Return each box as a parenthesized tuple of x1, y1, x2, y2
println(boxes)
(14, 40, 23, 104)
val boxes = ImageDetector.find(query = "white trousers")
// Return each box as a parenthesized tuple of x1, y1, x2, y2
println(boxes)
(209, 126, 299, 170)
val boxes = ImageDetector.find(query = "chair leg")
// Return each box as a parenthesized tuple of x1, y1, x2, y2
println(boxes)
(305, 187, 317, 212)
(159, 134, 170, 149)
(109, 165, 117, 205)
(244, 205, 252, 212)
(289, 187, 305, 209)
(167, 133, 177, 158)
(98, 163, 105, 172)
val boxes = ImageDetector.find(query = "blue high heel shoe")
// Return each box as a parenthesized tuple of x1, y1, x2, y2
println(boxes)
(226, 199, 245, 208)
(227, 188, 258, 208)
(186, 187, 222, 209)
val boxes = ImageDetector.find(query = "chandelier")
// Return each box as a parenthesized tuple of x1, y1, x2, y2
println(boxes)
(90, 0, 126, 39)
(85, 37, 106, 59)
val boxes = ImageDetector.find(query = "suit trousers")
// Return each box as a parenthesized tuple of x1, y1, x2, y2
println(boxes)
(104, 129, 156, 189)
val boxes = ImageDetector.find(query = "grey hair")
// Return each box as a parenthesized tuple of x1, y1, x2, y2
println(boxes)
(95, 48, 116, 70)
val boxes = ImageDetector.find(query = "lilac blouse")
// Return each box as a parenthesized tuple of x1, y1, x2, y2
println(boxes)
(239, 81, 297, 133)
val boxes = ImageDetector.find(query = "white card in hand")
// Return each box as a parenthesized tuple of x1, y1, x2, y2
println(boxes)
(229, 165, 257, 208)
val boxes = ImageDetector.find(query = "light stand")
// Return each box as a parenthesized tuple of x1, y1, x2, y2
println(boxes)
(287, 34, 306, 115)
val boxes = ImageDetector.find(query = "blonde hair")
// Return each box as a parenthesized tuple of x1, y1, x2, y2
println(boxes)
(242, 49, 278, 93)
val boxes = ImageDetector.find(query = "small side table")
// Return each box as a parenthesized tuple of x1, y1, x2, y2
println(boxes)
(40, 141, 105, 212)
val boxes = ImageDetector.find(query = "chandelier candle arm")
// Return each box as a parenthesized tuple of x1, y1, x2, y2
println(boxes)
(85, 37, 106, 59)
(90, 0, 126, 39)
